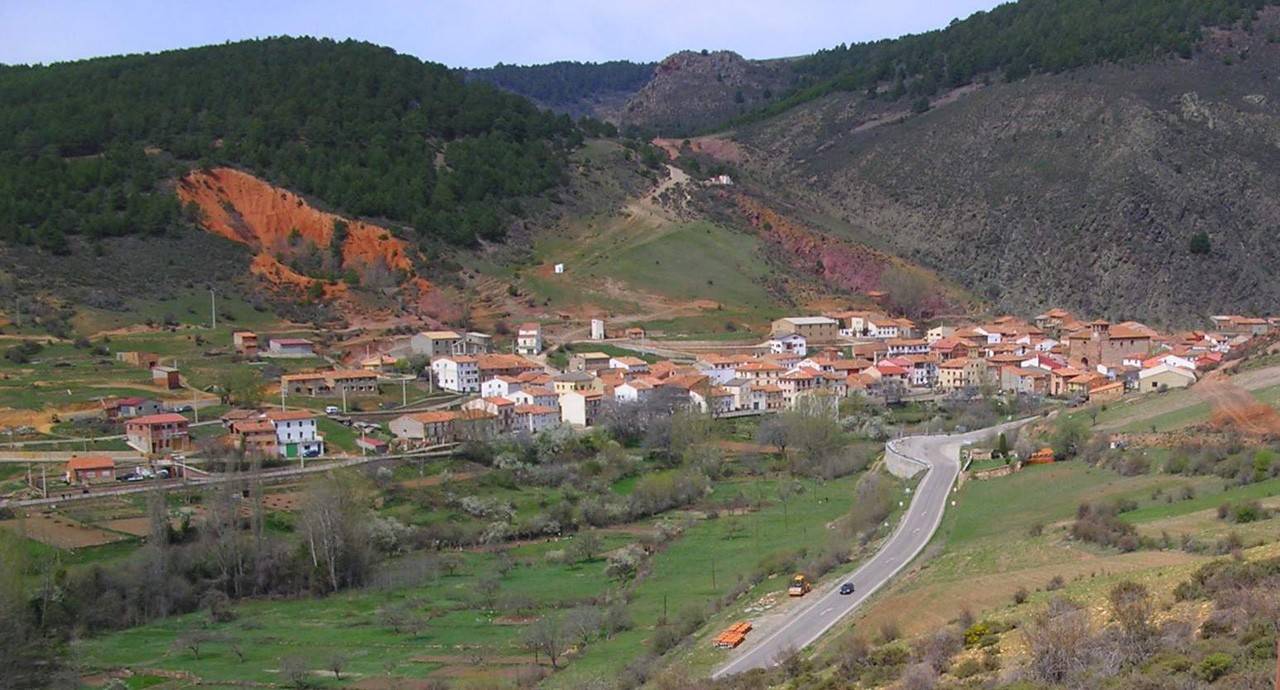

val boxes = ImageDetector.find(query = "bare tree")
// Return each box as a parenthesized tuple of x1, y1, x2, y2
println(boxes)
(279, 654, 312, 688)
(298, 470, 374, 592)
(327, 652, 349, 680)
(523, 614, 568, 668)
(565, 605, 604, 647)
(1023, 597, 1094, 684)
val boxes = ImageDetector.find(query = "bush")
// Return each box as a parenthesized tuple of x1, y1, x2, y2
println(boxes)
(1196, 652, 1233, 681)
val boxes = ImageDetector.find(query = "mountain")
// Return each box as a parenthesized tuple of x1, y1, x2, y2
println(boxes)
(0, 37, 584, 252)
(726, 6, 1280, 324)
(617, 50, 794, 136)
(465, 60, 654, 121)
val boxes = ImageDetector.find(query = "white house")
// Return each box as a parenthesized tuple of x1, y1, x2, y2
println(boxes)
(265, 410, 324, 458)
(590, 319, 606, 340)
(516, 323, 543, 356)
(864, 317, 900, 340)
(608, 356, 648, 374)
(614, 380, 654, 403)
(510, 386, 559, 409)
(481, 376, 523, 399)
(767, 333, 807, 357)
(560, 390, 604, 427)
(431, 356, 480, 393)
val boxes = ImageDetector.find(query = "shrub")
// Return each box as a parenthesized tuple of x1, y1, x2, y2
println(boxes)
(1196, 652, 1233, 682)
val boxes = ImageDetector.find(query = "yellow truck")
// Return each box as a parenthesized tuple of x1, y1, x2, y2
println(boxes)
(787, 573, 812, 597)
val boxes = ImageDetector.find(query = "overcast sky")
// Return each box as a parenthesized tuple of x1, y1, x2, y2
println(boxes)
(0, 1, 1006, 68)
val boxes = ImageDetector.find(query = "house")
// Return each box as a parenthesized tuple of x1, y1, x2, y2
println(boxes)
(771, 316, 840, 342)
(767, 333, 808, 357)
(1138, 364, 1196, 391)
(389, 410, 460, 446)
(695, 387, 737, 416)
(516, 323, 543, 355)
(513, 404, 560, 433)
(1090, 381, 1125, 402)
(116, 351, 161, 369)
(265, 409, 324, 458)
(569, 352, 612, 372)
(411, 330, 464, 358)
(1034, 309, 1073, 332)
(753, 383, 785, 410)
(125, 413, 190, 456)
(65, 456, 115, 484)
(281, 370, 380, 397)
(938, 357, 989, 391)
(360, 354, 399, 372)
(1000, 367, 1049, 396)
(590, 319, 606, 340)
(229, 418, 279, 457)
(553, 371, 598, 394)
(102, 396, 162, 421)
(864, 316, 903, 340)
(925, 326, 955, 344)
(463, 396, 517, 432)
(510, 386, 559, 409)
(560, 390, 604, 427)
(736, 360, 786, 383)
(232, 331, 259, 357)
(481, 376, 523, 399)
(614, 379, 654, 403)
(431, 356, 480, 393)
(624, 327, 646, 339)
(609, 356, 649, 374)
(267, 338, 315, 357)
(886, 339, 929, 356)
(476, 354, 541, 380)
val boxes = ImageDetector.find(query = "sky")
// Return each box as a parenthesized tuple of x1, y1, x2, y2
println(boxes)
(0, 0, 1006, 68)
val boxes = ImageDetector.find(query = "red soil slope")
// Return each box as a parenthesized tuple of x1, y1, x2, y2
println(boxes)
(177, 168, 431, 302)
(731, 193, 954, 314)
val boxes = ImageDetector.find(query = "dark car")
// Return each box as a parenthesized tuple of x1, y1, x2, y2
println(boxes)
(839, 582, 856, 595)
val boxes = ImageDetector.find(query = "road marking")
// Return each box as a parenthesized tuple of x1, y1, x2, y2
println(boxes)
(820, 607, 833, 616)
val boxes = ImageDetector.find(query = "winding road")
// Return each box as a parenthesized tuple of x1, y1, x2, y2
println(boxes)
(713, 418, 1033, 679)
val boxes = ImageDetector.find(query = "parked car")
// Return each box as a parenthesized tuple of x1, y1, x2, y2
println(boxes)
(839, 582, 856, 595)
(324, 406, 340, 415)
(302, 448, 322, 458)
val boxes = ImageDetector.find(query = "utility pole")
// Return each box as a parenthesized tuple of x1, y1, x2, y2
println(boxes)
(341, 385, 348, 414)
(401, 379, 407, 407)
(280, 387, 286, 411)
(192, 388, 199, 424)
(209, 289, 217, 330)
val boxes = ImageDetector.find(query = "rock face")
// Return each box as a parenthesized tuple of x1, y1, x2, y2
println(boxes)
(735, 14, 1280, 325)
(177, 167, 431, 304)
(621, 51, 792, 135)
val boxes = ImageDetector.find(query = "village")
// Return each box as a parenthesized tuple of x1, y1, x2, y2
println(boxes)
(39, 303, 1275, 494)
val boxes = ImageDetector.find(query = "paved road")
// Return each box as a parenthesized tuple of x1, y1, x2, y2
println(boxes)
(712, 418, 1033, 679)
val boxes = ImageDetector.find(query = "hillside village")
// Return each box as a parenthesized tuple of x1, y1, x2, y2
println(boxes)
(187, 307, 1275, 464)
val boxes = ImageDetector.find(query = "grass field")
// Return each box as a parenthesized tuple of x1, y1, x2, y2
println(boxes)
(74, 467, 877, 688)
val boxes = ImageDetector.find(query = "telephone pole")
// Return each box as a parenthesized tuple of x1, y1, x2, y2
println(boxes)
(209, 289, 216, 330)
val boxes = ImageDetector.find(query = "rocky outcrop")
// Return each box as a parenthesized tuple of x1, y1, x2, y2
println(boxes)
(621, 51, 792, 135)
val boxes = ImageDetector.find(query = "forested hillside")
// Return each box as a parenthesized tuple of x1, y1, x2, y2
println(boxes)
(0, 37, 587, 251)
(466, 60, 653, 119)
(730, 0, 1273, 127)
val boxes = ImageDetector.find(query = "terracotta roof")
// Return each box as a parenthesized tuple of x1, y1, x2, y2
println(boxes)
(127, 413, 188, 425)
(407, 411, 459, 424)
(264, 409, 316, 421)
(66, 456, 114, 471)
(481, 396, 516, 406)
(514, 404, 557, 415)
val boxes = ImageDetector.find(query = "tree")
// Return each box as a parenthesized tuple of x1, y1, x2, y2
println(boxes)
(523, 614, 568, 668)
(173, 630, 224, 660)
(995, 432, 1010, 459)
(298, 471, 374, 592)
(569, 531, 603, 563)
(327, 652, 349, 680)
(756, 416, 790, 459)
(221, 368, 265, 408)
(1189, 231, 1211, 255)
(279, 654, 312, 688)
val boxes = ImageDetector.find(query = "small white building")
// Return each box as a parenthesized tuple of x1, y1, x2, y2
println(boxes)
(516, 323, 543, 356)
(431, 356, 480, 393)
(510, 386, 559, 409)
(614, 380, 654, 403)
(560, 390, 604, 427)
(481, 376, 523, 399)
(266, 410, 325, 459)
(590, 319, 606, 341)
(767, 333, 807, 357)
(554, 263, 565, 274)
